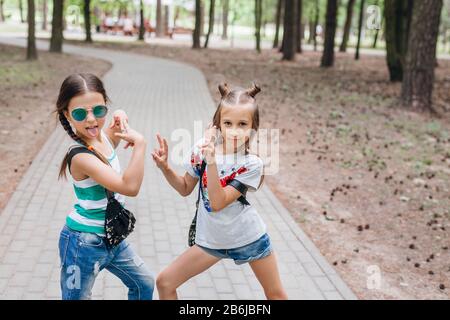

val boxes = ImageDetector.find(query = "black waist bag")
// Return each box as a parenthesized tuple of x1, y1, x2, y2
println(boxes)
(67, 146, 136, 250)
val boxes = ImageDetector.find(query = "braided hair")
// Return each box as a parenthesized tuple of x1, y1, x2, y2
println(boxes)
(55, 73, 111, 179)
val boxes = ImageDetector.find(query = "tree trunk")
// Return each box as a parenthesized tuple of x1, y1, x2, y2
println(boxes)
(282, 0, 297, 60)
(138, 0, 145, 40)
(193, 0, 202, 49)
(321, 0, 338, 67)
(222, 0, 229, 39)
(204, 0, 215, 48)
(27, 0, 38, 60)
(83, 0, 92, 43)
(0, 0, 5, 22)
(355, 0, 365, 60)
(313, 0, 319, 51)
(372, 15, 383, 48)
(296, 0, 302, 53)
(339, 0, 355, 52)
(401, 0, 443, 111)
(42, 0, 48, 30)
(255, 0, 262, 52)
(174, 5, 180, 27)
(273, 0, 283, 48)
(200, 0, 205, 36)
(384, 0, 413, 81)
(164, 5, 169, 35)
(19, 0, 25, 23)
(156, 0, 163, 37)
(50, 0, 64, 53)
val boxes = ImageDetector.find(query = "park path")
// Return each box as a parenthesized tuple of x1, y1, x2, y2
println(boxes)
(0, 36, 357, 300)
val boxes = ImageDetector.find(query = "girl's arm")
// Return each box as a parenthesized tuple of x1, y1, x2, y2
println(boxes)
(160, 167, 199, 197)
(104, 109, 130, 149)
(201, 142, 242, 212)
(71, 127, 146, 197)
(151, 134, 198, 196)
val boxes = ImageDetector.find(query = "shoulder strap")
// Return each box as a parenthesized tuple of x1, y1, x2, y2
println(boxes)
(227, 180, 250, 206)
(67, 146, 94, 174)
(195, 161, 250, 210)
(195, 161, 207, 210)
(66, 146, 115, 200)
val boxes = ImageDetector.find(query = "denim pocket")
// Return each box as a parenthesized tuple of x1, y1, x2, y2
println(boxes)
(79, 232, 104, 247)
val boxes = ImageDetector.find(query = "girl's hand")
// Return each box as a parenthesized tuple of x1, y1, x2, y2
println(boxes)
(151, 133, 169, 171)
(110, 110, 133, 148)
(114, 123, 145, 146)
(110, 109, 129, 132)
(200, 123, 218, 164)
(203, 123, 218, 146)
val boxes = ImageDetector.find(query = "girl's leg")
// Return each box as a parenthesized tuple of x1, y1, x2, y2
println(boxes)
(106, 241, 155, 300)
(59, 227, 108, 300)
(157, 245, 221, 300)
(249, 253, 288, 300)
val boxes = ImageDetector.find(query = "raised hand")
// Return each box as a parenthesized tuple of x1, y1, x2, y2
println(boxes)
(151, 133, 169, 170)
(200, 123, 218, 164)
(114, 123, 144, 146)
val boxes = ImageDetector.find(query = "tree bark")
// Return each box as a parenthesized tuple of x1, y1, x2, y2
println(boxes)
(222, 0, 229, 40)
(355, 0, 365, 60)
(255, 0, 262, 52)
(83, 0, 92, 43)
(321, 0, 338, 67)
(204, 0, 215, 48)
(339, 0, 355, 52)
(27, 0, 38, 60)
(50, 0, 64, 53)
(401, 0, 443, 111)
(273, 0, 283, 48)
(138, 0, 145, 40)
(384, 0, 413, 81)
(156, 0, 163, 37)
(282, 0, 297, 60)
(193, 0, 202, 48)
(296, 0, 302, 53)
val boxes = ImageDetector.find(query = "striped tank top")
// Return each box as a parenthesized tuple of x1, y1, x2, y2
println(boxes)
(66, 130, 126, 236)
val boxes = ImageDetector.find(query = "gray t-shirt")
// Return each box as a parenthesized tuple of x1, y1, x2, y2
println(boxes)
(184, 140, 267, 249)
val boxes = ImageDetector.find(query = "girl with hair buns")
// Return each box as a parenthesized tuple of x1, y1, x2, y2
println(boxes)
(152, 82, 287, 300)
(55, 73, 154, 300)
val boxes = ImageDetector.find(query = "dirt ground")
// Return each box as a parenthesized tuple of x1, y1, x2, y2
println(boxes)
(3, 38, 449, 299)
(0, 44, 111, 210)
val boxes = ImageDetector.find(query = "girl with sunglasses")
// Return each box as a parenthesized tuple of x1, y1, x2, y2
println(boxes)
(55, 73, 154, 300)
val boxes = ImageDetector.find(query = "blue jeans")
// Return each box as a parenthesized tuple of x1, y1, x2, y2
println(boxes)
(197, 233, 272, 265)
(58, 225, 154, 300)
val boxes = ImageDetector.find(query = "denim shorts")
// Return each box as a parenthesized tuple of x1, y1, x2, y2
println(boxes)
(198, 233, 272, 265)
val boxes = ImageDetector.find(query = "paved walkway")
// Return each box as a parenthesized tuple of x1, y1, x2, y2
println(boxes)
(0, 37, 357, 300)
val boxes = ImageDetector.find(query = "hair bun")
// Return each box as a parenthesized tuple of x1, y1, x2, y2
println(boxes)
(218, 83, 230, 98)
(247, 82, 261, 98)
